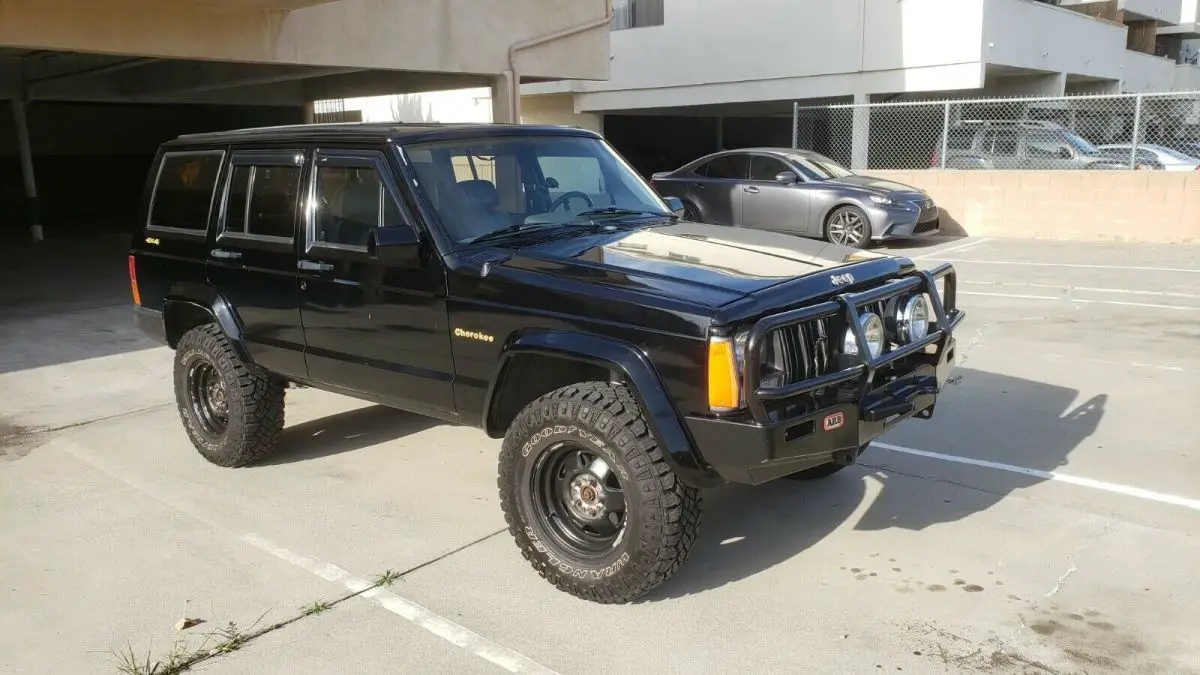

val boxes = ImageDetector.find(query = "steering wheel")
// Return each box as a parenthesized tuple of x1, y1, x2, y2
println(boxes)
(548, 191, 594, 212)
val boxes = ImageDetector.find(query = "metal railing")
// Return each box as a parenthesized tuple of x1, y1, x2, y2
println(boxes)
(791, 91, 1200, 171)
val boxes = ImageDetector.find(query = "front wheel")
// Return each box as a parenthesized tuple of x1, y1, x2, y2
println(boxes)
(825, 205, 874, 249)
(498, 382, 701, 603)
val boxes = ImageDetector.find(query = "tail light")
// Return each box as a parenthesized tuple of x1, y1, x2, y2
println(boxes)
(930, 148, 938, 167)
(128, 254, 141, 306)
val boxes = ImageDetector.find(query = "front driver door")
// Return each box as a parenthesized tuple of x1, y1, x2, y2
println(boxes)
(740, 155, 810, 235)
(297, 148, 454, 414)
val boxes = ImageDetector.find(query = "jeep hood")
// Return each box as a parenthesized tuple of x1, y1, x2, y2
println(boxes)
(487, 221, 891, 308)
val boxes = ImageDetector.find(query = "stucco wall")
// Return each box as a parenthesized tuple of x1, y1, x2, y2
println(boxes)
(520, 94, 602, 132)
(0, 0, 610, 81)
(870, 170, 1200, 243)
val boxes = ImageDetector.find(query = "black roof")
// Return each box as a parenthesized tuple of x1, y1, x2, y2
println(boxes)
(167, 121, 601, 147)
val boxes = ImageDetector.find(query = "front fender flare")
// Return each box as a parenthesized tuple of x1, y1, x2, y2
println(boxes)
(485, 330, 722, 489)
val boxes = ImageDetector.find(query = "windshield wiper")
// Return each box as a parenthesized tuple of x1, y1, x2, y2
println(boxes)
(466, 222, 562, 245)
(573, 207, 676, 220)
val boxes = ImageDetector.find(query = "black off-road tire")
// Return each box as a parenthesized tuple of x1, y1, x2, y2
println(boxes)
(498, 382, 701, 603)
(173, 324, 285, 467)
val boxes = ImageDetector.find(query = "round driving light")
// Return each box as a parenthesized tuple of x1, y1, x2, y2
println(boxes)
(842, 312, 885, 359)
(896, 295, 930, 342)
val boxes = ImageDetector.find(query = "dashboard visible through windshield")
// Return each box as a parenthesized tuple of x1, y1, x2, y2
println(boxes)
(403, 135, 673, 245)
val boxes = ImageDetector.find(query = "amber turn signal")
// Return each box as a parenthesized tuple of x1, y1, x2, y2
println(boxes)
(707, 336, 741, 412)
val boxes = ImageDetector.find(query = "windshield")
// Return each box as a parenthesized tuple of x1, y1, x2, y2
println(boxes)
(403, 134, 671, 245)
(1063, 132, 1100, 155)
(782, 151, 855, 180)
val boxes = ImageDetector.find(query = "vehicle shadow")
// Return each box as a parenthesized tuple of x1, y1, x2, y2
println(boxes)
(257, 404, 443, 465)
(641, 367, 1105, 601)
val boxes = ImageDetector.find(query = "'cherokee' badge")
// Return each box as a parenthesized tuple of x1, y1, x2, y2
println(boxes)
(823, 411, 845, 431)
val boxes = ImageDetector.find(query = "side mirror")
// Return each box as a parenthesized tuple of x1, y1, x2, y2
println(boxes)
(366, 226, 420, 264)
(1058, 147, 1072, 160)
(775, 171, 799, 185)
(663, 195, 685, 216)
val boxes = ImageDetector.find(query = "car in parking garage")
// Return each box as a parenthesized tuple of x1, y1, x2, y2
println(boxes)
(649, 148, 941, 249)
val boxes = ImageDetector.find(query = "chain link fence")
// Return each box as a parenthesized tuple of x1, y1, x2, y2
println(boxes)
(792, 91, 1200, 171)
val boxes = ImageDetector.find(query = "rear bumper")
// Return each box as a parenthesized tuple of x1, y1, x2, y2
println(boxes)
(685, 343, 955, 485)
(134, 306, 167, 344)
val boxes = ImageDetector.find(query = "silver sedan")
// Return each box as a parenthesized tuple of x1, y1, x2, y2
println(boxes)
(650, 148, 941, 248)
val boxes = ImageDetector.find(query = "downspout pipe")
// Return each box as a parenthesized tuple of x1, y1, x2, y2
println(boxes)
(507, 0, 613, 123)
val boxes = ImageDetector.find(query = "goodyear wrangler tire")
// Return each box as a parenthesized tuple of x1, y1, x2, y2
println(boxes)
(498, 382, 701, 603)
(173, 324, 285, 468)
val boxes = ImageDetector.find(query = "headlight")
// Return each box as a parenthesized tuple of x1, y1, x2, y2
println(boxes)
(843, 312, 885, 359)
(869, 194, 894, 206)
(896, 295, 930, 342)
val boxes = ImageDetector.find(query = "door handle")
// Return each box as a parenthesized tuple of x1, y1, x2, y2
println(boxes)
(210, 248, 242, 260)
(744, 186, 760, 194)
(297, 260, 334, 272)
(693, 183, 706, 189)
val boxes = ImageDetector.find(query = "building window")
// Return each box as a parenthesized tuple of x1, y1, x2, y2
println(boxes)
(612, 0, 663, 30)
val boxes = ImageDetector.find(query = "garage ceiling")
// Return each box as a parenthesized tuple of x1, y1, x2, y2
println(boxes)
(189, 0, 341, 8)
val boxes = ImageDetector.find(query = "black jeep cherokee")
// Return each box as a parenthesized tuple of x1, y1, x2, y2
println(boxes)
(129, 122, 963, 604)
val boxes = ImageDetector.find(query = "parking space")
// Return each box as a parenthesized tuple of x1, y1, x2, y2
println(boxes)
(2, 236, 1199, 674)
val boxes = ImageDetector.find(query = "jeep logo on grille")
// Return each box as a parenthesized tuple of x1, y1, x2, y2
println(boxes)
(830, 272, 855, 286)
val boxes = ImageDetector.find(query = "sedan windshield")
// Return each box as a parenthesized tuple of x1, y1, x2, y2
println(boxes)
(403, 135, 673, 245)
(1063, 131, 1100, 155)
(782, 151, 855, 180)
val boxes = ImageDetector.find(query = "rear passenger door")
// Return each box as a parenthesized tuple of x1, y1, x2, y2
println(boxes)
(690, 154, 749, 225)
(297, 148, 454, 414)
(206, 148, 307, 379)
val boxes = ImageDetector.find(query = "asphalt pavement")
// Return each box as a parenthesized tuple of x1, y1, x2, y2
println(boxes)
(2, 235, 1198, 674)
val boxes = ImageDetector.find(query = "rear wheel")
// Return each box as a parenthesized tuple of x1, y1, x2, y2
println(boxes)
(498, 382, 701, 603)
(825, 205, 873, 249)
(173, 324, 285, 467)
(682, 201, 701, 222)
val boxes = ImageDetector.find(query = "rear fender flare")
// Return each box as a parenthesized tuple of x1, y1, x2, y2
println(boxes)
(485, 330, 722, 489)
(163, 283, 254, 367)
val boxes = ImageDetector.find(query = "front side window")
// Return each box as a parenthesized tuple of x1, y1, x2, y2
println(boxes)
(149, 151, 224, 231)
(749, 156, 791, 181)
(312, 157, 404, 249)
(404, 134, 671, 245)
(1025, 132, 1073, 159)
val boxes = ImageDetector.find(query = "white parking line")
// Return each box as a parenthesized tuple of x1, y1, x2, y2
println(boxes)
(922, 259, 1200, 274)
(911, 237, 992, 259)
(959, 290, 1199, 311)
(873, 442, 1200, 512)
(242, 534, 559, 675)
(961, 280, 1200, 299)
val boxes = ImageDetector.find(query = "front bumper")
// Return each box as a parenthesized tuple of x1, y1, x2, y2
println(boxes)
(685, 264, 963, 485)
(869, 201, 941, 240)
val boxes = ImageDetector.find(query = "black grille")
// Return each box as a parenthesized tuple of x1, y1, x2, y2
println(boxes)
(764, 317, 834, 386)
(915, 219, 939, 233)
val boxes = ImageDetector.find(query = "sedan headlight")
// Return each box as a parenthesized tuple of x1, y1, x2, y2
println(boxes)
(843, 312, 885, 359)
(895, 295, 930, 342)
(869, 194, 894, 206)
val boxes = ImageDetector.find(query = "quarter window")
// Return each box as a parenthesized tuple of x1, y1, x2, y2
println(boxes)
(149, 151, 224, 231)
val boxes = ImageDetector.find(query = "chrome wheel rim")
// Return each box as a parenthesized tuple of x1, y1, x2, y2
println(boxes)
(829, 211, 866, 246)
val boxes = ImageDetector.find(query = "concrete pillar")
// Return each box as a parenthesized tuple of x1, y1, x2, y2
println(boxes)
(491, 71, 516, 124)
(10, 98, 42, 242)
(302, 101, 316, 124)
(716, 116, 724, 151)
(851, 93, 870, 170)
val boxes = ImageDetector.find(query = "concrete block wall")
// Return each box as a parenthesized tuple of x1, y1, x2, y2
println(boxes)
(869, 170, 1200, 243)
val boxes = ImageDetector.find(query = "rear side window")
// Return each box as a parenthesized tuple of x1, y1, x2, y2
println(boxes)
(701, 155, 749, 179)
(220, 151, 303, 242)
(148, 150, 224, 231)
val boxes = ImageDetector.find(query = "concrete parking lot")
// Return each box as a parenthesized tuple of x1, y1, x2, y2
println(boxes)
(2, 234, 1198, 674)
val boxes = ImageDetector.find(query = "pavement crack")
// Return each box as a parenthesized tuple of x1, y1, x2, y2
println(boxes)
(32, 402, 173, 434)
(391, 528, 508, 581)
(1041, 565, 1078, 601)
